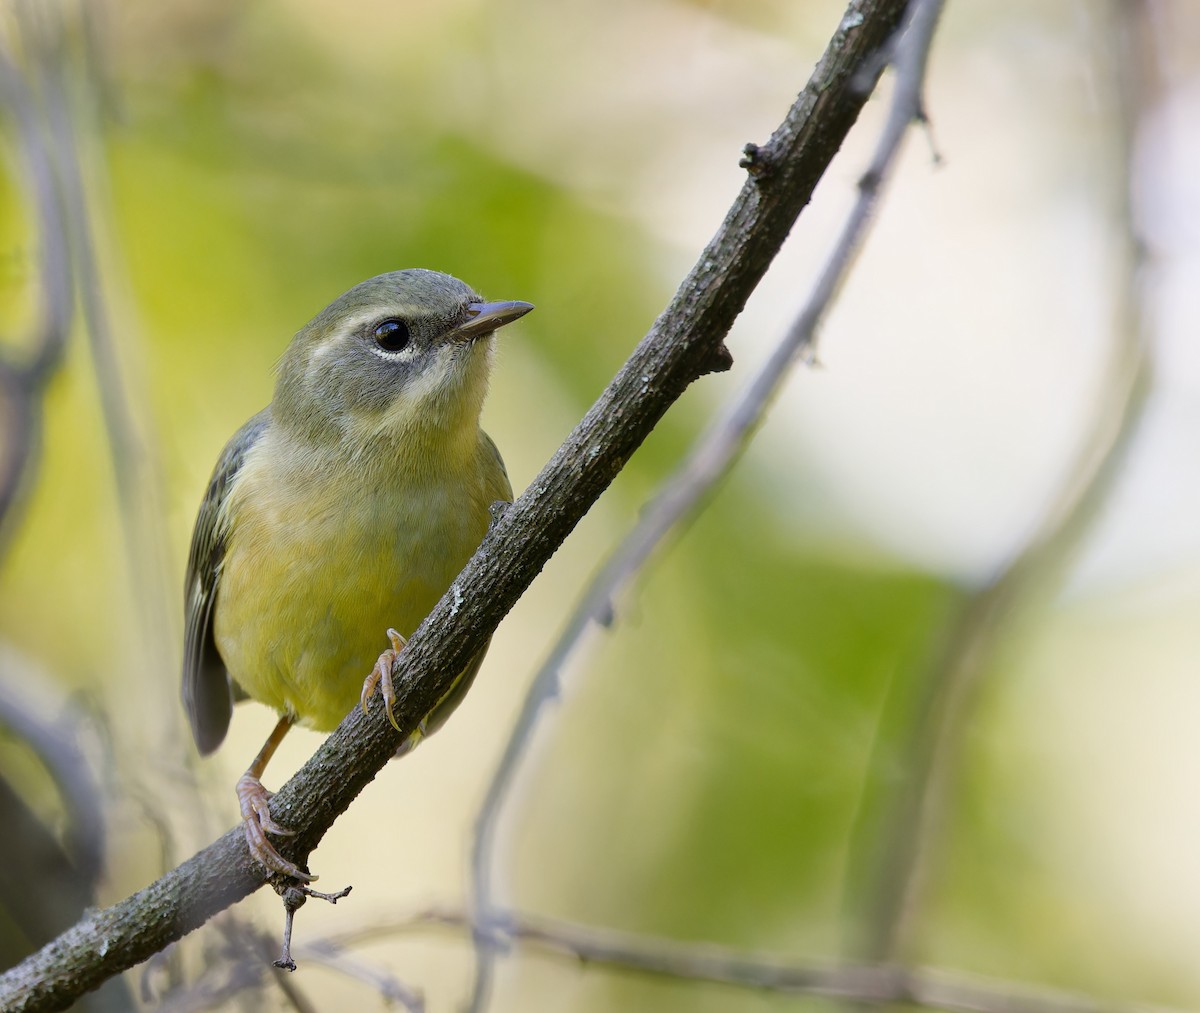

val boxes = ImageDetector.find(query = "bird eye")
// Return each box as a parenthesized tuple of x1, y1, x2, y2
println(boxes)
(373, 319, 410, 352)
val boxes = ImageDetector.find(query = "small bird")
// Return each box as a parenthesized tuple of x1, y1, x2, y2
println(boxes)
(182, 269, 531, 880)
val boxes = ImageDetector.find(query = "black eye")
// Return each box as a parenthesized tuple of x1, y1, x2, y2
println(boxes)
(373, 319, 410, 352)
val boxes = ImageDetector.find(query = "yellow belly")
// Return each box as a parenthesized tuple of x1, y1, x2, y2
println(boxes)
(213, 430, 506, 730)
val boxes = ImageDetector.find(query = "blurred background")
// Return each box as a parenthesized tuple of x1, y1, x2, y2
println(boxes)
(1, 0, 1199, 1010)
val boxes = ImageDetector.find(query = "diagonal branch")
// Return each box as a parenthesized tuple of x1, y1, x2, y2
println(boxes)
(466, 0, 946, 1008)
(847, 0, 1157, 967)
(0, 1, 913, 1010)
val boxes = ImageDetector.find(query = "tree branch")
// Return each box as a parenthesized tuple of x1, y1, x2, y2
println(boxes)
(847, 0, 1157, 967)
(0, 39, 73, 555)
(466, 0, 946, 1008)
(0, 1, 913, 1009)
(316, 907, 1182, 1013)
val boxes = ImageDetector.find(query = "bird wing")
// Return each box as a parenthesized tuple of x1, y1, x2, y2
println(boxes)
(480, 430, 513, 502)
(402, 430, 513, 749)
(181, 408, 270, 755)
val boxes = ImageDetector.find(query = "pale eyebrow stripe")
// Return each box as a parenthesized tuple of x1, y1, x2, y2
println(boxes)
(311, 307, 423, 363)
(336, 306, 419, 334)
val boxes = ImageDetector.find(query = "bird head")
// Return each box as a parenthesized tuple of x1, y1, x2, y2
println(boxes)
(274, 269, 532, 449)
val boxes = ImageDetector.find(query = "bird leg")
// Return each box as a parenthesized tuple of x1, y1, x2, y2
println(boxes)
(360, 627, 407, 732)
(236, 715, 316, 882)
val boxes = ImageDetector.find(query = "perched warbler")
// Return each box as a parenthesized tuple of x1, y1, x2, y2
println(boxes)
(182, 269, 531, 881)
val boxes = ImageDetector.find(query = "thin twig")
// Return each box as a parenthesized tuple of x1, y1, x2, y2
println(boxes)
(148, 964, 263, 1013)
(0, 645, 107, 880)
(315, 906, 1185, 1013)
(17, 2, 180, 677)
(149, 915, 321, 1013)
(466, 1, 947, 1008)
(504, 915, 1176, 1013)
(293, 941, 424, 1013)
(847, 0, 1157, 966)
(0, 40, 73, 554)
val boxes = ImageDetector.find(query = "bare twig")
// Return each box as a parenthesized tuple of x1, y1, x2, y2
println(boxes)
(0, 40, 73, 554)
(847, 0, 1157, 966)
(466, 1, 947, 1008)
(501, 915, 1177, 1013)
(15, 2, 180, 678)
(317, 906, 1184, 1013)
(0, 645, 107, 880)
(293, 941, 424, 1013)
(148, 917, 318, 1013)
(148, 964, 263, 1013)
(273, 883, 352, 971)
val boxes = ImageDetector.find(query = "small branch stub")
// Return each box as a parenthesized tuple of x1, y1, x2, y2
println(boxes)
(704, 342, 735, 375)
(740, 142, 768, 175)
(272, 882, 352, 970)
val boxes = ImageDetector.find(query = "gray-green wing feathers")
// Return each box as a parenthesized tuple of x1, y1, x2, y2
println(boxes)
(182, 409, 270, 755)
(480, 430, 511, 500)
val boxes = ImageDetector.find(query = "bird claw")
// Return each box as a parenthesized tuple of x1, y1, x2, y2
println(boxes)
(360, 627, 407, 733)
(236, 772, 316, 882)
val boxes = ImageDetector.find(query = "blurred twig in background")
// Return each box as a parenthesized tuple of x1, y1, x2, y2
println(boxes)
(0, 11, 131, 1012)
(467, 0, 947, 1009)
(0, 28, 72, 554)
(843, 0, 1157, 967)
(346, 906, 1184, 1013)
(161, 915, 324, 1013)
(15, 0, 178, 693)
(0, 648, 108, 979)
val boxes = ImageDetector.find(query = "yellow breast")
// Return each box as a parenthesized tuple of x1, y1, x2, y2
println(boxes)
(212, 424, 509, 730)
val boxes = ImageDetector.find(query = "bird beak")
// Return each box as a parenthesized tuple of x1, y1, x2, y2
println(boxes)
(451, 299, 534, 342)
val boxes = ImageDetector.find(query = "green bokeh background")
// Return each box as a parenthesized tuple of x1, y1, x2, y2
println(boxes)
(1, 1, 1199, 1011)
